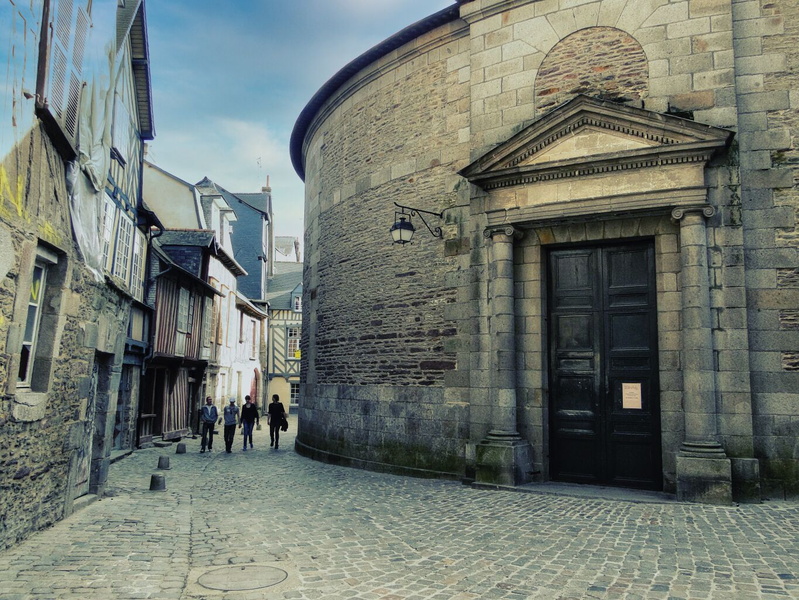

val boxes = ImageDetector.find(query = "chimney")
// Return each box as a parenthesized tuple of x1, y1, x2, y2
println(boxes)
(262, 175, 271, 194)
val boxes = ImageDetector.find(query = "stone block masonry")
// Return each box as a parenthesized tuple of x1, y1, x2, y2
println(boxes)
(291, 0, 799, 498)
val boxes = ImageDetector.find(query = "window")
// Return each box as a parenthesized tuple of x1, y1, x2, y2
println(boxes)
(101, 193, 116, 270)
(201, 297, 212, 348)
(111, 93, 132, 164)
(293, 294, 302, 312)
(129, 229, 146, 302)
(287, 327, 300, 360)
(290, 383, 299, 405)
(112, 213, 134, 282)
(17, 246, 63, 392)
(175, 287, 189, 355)
(251, 321, 257, 358)
(18, 260, 48, 386)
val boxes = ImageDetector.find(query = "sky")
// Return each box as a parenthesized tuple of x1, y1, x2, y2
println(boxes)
(144, 0, 454, 251)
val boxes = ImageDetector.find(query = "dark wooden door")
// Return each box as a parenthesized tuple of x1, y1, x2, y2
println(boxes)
(548, 241, 661, 490)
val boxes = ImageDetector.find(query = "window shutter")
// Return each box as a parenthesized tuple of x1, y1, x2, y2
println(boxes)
(43, 0, 90, 149)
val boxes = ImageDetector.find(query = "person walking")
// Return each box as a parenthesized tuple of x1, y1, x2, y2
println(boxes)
(267, 394, 287, 450)
(222, 398, 239, 453)
(239, 395, 259, 450)
(200, 396, 218, 453)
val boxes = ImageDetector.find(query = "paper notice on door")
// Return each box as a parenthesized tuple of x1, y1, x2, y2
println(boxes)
(622, 382, 642, 409)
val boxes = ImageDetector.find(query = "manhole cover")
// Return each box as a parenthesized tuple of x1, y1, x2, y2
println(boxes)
(197, 565, 288, 591)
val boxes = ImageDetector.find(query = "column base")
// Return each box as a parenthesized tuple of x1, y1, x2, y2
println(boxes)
(676, 441, 732, 504)
(475, 430, 533, 487)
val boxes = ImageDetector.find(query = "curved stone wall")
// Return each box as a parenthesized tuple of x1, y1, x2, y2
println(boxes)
(293, 0, 799, 498)
(296, 16, 473, 477)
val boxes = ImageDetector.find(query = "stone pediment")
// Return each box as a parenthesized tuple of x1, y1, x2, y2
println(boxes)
(459, 95, 733, 191)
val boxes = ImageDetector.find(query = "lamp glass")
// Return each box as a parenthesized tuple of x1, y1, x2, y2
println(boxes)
(390, 217, 415, 244)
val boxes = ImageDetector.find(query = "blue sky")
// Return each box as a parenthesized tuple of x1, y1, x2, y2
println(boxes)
(145, 0, 453, 248)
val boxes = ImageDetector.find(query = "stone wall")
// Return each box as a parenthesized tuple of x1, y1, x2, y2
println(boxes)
(299, 18, 473, 473)
(0, 124, 131, 549)
(734, 0, 799, 499)
(295, 0, 798, 495)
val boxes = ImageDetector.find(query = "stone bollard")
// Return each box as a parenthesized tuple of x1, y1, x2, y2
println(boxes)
(157, 456, 171, 470)
(176, 442, 186, 454)
(149, 474, 166, 491)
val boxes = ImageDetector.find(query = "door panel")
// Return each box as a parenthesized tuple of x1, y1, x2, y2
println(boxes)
(549, 242, 661, 490)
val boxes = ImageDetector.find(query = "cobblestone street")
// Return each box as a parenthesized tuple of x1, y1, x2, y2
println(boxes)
(1, 418, 797, 600)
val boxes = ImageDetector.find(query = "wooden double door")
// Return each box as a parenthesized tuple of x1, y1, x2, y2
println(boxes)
(548, 241, 662, 490)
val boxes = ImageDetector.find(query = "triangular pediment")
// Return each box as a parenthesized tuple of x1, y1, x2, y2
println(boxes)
(460, 95, 733, 190)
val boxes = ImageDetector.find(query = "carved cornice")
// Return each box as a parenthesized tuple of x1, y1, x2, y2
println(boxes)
(475, 148, 715, 191)
(459, 96, 734, 192)
(505, 117, 681, 169)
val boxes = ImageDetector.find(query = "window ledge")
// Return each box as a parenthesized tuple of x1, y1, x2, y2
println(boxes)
(13, 391, 49, 422)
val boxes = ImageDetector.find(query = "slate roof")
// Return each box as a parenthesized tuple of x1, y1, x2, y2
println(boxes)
(266, 262, 303, 310)
(158, 229, 246, 277)
(194, 177, 272, 301)
(158, 230, 215, 248)
(274, 236, 300, 262)
(150, 239, 220, 297)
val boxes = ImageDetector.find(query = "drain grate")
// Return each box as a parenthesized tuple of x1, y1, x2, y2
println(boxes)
(197, 565, 288, 591)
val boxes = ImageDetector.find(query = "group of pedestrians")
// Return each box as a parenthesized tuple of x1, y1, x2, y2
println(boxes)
(199, 394, 287, 453)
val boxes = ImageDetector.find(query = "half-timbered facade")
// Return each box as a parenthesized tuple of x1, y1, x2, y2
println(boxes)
(266, 260, 303, 408)
(139, 240, 217, 442)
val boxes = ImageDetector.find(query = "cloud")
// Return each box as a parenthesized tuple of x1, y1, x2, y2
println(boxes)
(145, 0, 456, 245)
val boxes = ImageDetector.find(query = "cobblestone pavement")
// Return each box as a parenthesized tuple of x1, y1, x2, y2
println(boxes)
(1, 419, 798, 600)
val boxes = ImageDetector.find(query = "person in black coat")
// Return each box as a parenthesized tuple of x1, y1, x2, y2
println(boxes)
(239, 395, 259, 450)
(267, 394, 287, 450)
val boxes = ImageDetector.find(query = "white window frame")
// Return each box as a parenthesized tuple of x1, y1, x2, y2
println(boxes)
(175, 287, 189, 355)
(112, 212, 134, 282)
(101, 194, 117, 272)
(287, 326, 300, 360)
(129, 228, 146, 301)
(18, 258, 49, 387)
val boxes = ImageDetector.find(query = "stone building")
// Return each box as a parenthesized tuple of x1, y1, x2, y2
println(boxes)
(290, 0, 798, 503)
(143, 165, 269, 418)
(1, 0, 154, 548)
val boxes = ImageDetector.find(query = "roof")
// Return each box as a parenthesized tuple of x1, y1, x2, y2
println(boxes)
(266, 262, 303, 310)
(235, 293, 268, 319)
(195, 177, 271, 221)
(158, 230, 215, 248)
(119, 0, 154, 140)
(274, 236, 300, 262)
(151, 240, 221, 297)
(158, 229, 247, 277)
(289, 3, 461, 180)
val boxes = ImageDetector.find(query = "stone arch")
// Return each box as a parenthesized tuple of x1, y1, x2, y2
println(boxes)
(534, 27, 648, 115)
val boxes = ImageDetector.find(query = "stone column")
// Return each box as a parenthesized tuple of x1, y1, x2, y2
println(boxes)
(672, 206, 731, 504)
(475, 226, 533, 487)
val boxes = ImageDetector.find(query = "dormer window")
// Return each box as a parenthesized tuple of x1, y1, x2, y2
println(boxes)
(293, 295, 302, 312)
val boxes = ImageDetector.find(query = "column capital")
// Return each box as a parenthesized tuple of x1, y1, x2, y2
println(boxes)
(671, 204, 715, 221)
(484, 225, 522, 240)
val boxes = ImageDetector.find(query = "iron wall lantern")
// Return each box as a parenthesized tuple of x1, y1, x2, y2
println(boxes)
(390, 202, 443, 245)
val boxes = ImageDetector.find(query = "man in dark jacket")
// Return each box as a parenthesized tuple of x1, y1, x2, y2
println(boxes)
(239, 395, 259, 451)
(200, 396, 218, 453)
(223, 398, 239, 453)
(267, 394, 287, 450)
